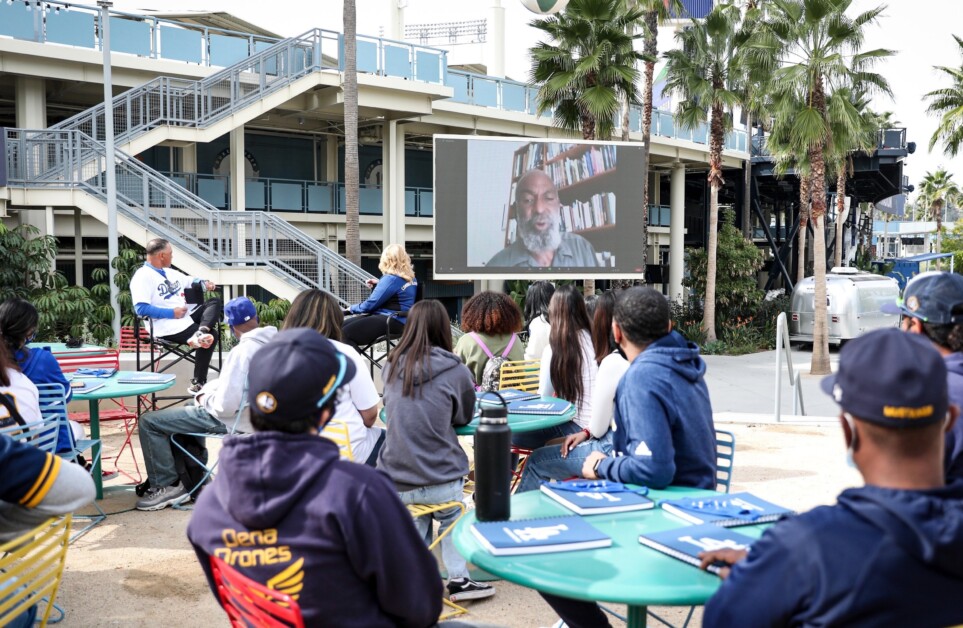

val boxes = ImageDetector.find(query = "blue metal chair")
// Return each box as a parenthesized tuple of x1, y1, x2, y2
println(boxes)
(35, 382, 106, 541)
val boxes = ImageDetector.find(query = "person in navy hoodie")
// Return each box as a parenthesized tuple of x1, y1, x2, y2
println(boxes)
(186, 328, 442, 628)
(882, 271, 963, 482)
(701, 329, 963, 628)
(533, 287, 716, 628)
(0, 299, 73, 452)
(342, 243, 418, 351)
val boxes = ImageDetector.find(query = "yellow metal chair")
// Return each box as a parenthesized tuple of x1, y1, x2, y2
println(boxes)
(0, 515, 72, 628)
(320, 419, 355, 461)
(497, 360, 541, 392)
(405, 502, 470, 621)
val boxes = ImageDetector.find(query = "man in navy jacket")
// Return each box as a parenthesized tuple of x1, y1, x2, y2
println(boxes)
(537, 287, 716, 628)
(187, 329, 442, 627)
(701, 329, 963, 627)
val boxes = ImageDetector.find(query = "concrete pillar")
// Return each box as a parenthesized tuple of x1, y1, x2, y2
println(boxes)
(382, 120, 405, 247)
(325, 137, 338, 182)
(488, 1, 506, 78)
(229, 128, 245, 211)
(182, 144, 197, 173)
(668, 161, 686, 303)
(385, 0, 404, 40)
(74, 209, 83, 287)
(16, 77, 47, 235)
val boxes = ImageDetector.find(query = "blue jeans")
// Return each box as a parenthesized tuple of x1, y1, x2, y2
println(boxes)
(138, 405, 227, 487)
(510, 420, 582, 451)
(516, 431, 615, 493)
(397, 479, 467, 581)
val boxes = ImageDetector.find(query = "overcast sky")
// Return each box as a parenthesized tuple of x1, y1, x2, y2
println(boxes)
(111, 0, 963, 199)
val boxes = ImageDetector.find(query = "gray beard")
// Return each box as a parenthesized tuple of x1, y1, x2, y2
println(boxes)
(519, 214, 562, 254)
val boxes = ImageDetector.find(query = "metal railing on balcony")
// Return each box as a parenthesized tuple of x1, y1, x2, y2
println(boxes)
(648, 205, 672, 227)
(5, 128, 374, 307)
(752, 127, 907, 158)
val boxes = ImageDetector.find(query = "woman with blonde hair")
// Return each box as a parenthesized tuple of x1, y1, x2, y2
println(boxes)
(284, 290, 384, 465)
(342, 244, 419, 350)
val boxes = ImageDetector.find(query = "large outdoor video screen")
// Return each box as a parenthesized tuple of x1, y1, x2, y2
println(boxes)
(433, 136, 647, 279)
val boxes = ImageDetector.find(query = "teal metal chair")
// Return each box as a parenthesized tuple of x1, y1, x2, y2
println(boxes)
(604, 429, 738, 628)
(35, 382, 107, 541)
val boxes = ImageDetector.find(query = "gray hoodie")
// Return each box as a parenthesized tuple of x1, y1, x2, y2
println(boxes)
(377, 347, 474, 492)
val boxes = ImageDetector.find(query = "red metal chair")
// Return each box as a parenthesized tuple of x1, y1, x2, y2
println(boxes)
(56, 348, 143, 482)
(210, 555, 305, 628)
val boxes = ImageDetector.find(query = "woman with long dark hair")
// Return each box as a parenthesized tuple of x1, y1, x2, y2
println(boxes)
(513, 285, 597, 450)
(0, 298, 73, 450)
(515, 290, 628, 492)
(523, 280, 555, 360)
(377, 300, 495, 601)
(283, 289, 384, 466)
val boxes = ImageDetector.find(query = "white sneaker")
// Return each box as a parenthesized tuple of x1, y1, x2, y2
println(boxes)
(187, 331, 214, 349)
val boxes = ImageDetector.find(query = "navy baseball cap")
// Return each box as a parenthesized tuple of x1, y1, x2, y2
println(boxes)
(820, 328, 948, 427)
(881, 272, 963, 325)
(224, 297, 258, 327)
(248, 328, 356, 424)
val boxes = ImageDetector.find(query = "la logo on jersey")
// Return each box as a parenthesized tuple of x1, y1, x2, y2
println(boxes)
(157, 278, 183, 300)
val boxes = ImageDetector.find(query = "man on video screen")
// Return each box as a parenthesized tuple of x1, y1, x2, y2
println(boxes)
(487, 169, 599, 268)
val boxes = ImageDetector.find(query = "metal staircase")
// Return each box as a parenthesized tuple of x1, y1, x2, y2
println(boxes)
(3, 28, 375, 306)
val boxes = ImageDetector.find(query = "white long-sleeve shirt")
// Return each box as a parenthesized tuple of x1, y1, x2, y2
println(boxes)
(524, 315, 551, 361)
(588, 352, 629, 438)
(538, 330, 597, 429)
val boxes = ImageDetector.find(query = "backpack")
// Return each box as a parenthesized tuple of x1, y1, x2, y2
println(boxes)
(470, 333, 518, 392)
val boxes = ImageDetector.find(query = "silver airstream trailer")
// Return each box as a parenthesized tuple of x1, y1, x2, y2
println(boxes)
(789, 268, 900, 344)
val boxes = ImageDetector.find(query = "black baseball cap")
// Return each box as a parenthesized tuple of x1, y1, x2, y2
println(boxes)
(248, 328, 356, 424)
(881, 272, 963, 325)
(820, 328, 948, 427)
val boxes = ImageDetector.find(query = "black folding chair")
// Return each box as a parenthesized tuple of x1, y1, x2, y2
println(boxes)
(135, 316, 222, 411)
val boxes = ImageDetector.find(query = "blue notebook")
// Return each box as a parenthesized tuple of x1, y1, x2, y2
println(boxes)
(471, 515, 612, 556)
(73, 368, 117, 378)
(477, 389, 539, 404)
(540, 481, 655, 515)
(660, 492, 794, 527)
(117, 373, 176, 385)
(507, 399, 573, 416)
(638, 523, 756, 575)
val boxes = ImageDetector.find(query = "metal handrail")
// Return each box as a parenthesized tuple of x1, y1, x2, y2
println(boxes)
(5, 128, 373, 307)
(774, 312, 806, 421)
(50, 29, 337, 147)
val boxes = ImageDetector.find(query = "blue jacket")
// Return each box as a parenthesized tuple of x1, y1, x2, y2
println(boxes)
(704, 482, 963, 628)
(16, 347, 73, 452)
(349, 274, 417, 323)
(187, 432, 442, 628)
(597, 331, 715, 489)
(944, 352, 963, 482)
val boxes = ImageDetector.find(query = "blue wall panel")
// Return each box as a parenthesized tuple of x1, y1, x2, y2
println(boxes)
(110, 17, 151, 56)
(160, 26, 202, 63)
(209, 33, 249, 67)
(0, 5, 37, 41)
(45, 11, 94, 48)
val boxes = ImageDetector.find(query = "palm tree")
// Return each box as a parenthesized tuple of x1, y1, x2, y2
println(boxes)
(827, 88, 878, 268)
(918, 169, 962, 263)
(926, 35, 963, 158)
(530, 0, 645, 294)
(663, 3, 745, 343)
(343, 0, 361, 266)
(747, 0, 892, 375)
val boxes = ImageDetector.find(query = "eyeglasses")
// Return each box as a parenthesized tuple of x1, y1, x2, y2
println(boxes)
(316, 352, 348, 408)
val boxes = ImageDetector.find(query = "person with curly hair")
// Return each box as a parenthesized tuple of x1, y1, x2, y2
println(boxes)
(342, 244, 419, 351)
(454, 291, 525, 387)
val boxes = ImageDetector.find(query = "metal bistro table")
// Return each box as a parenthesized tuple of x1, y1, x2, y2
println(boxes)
(452, 486, 770, 628)
(72, 371, 176, 499)
(27, 342, 109, 356)
(378, 397, 577, 435)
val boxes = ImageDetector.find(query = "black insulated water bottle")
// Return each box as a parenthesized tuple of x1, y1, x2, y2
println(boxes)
(475, 391, 512, 522)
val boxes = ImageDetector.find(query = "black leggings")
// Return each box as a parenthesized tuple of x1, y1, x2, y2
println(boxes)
(160, 298, 222, 383)
(342, 314, 405, 351)
(539, 593, 611, 628)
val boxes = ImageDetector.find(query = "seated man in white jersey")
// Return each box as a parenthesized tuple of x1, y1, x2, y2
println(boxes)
(282, 289, 384, 465)
(130, 238, 222, 394)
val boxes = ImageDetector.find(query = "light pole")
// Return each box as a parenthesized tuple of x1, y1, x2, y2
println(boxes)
(98, 0, 120, 344)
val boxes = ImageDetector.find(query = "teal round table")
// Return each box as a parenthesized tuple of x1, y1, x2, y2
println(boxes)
(27, 342, 108, 355)
(452, 486, 770, 628)
(72, 372, 176, 499)
(378, 397, 576, 435)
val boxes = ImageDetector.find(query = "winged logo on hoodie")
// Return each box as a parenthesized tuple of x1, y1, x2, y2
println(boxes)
(266, 557, 305, 600)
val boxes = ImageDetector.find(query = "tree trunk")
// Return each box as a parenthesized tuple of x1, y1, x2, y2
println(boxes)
(343, 0, 361, 266)
(743, 112, 753, 238)
(702, 101, 726, 344)
(934, 200, 944, 268)
(809, 76, 831, 375)
(640, 9, 658, 285)
(834, 166, 846, 268)
(797, 174, 810, 284)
